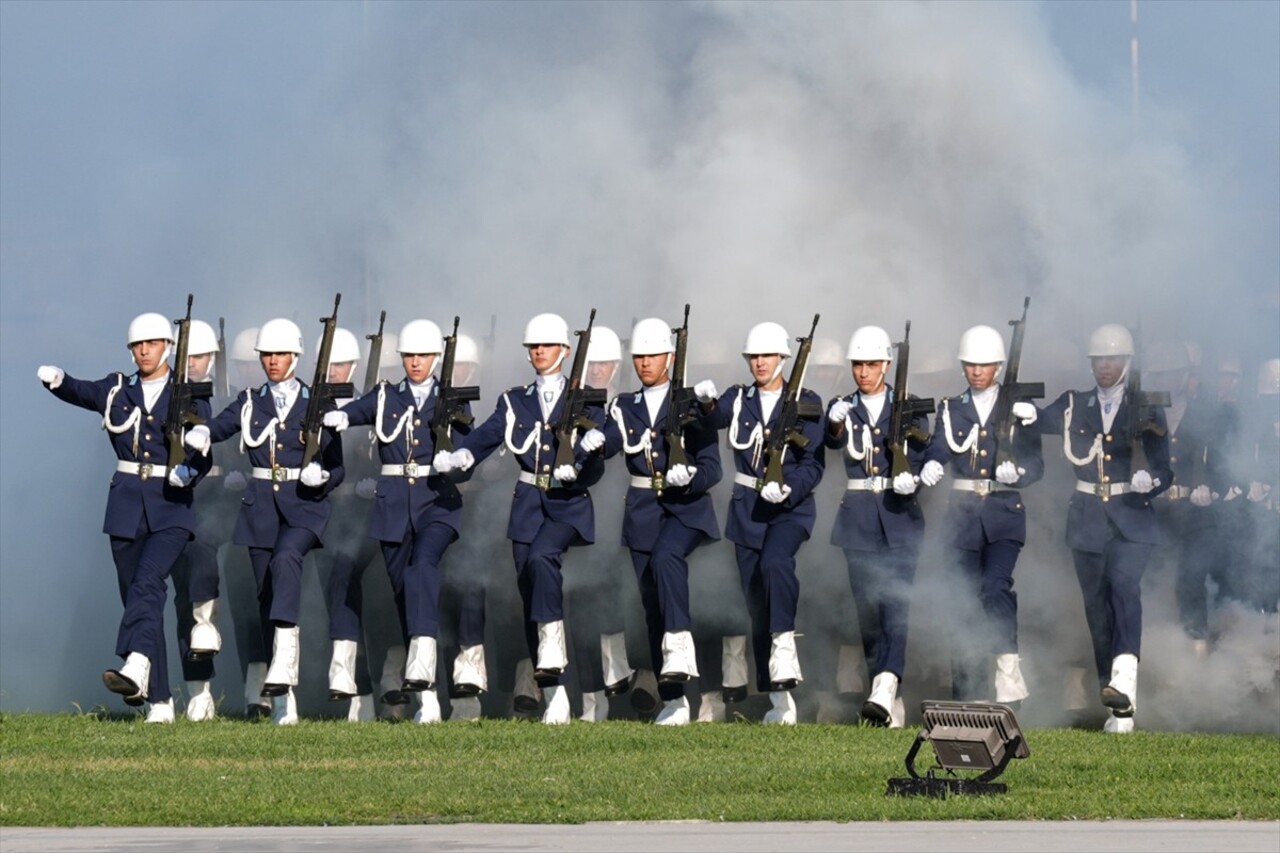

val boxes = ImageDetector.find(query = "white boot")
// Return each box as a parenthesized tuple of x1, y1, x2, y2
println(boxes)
(655, 696, 691, 726)
(836, 644, 865, 695)
(763, 690, 797, 725)
(328, 639, 360, 699)
(512, 658, 541, 714)
(380, 645, 409, 715)
(185, 680, 216, 722)
(889, 696, 906, 729)
(105, 651, 151, 701)
(1103, 712, 1135, 734)
(660, 630, 699, 683)
(347, 694, 375, 722)
(536, 621, 568, 676)
(452, 644, 488, 694)
(145, 698, 175, 724)
(696, 690, 726, 723)
(1101, 653, 1138, 716)
(722, 635, 749, 701)
(451, 696, 482, 721)
(601, 631, 635, 693)
(994, 653, 1030, 704)
(263, 626, 301, 694)
(413, 689, 442, 724)
(768, 631, 803, 688)
(580, 689, 609, 722)
(862, 672, 899, 726)
(244, 662, 270, 718)
(404, 635, 437, 690)
(542, 684, 571, 725)
(189, 599, 222, 658)
(271, 688, 298, 726)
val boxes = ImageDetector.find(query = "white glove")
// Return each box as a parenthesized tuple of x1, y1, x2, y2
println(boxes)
(167, 464, 196, 488)
(920, 460, 945, 487)
(184, 425, 212, 456)
(554, 464, 578, 484)
(451, 449, 475, 472)
(995, 461, 1024, 485)
(579, 429, 605, 453)
(665, 464, 695, 488)
(828, 399, 853, 424)
(1223, 485, 1243, 502)
(694, 380, 718, 404)
(1248, 481, 1271, 503)
(37, 365, 64, 388)
(1011, 402, 1037, 426)
(323, 410, 349, 432)
(300, 462, 330, 488)
(1130, 470, 1155, 494)
(433, 449, 455, 474)
(892, 471, 918, 495)
(356, 477, 377, 499)
(759, 481, 792, 504)
(1189, 485, 1213, 507)
(223, 470, 248, 492)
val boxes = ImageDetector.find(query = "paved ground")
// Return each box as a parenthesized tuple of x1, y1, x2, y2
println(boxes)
(3, 821, 1278, 852)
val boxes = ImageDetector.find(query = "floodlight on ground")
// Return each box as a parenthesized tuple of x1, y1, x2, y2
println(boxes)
(886, 700, 1030, 798)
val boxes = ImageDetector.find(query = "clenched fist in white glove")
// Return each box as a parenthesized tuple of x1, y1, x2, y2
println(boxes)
(37, 365, 64, 388)
(185, 425, 212, 456)
(995, 461, 1024, 485)
(223, 470, 248, 492)
(579, 429, 605, 453)
(828, 399, 853, 424)
(554, 464, 578, 484)
(1224, 485, 1243, 501)
(665, 464, 695, 488)
(1011, 402, 1037, 426)
(451, 449, 475, 472)
(356, 477, 377, 499)
(323, 410, 349, 432)
(694, 380, 718, 404)
(759, 481, 792, 504)
(167, 464, 196, 488)
(1189, 485, 1213, 507)
(300, 462, 330, 488)
(1130, 470, 1156, 494)
(919, 460, 945, 487)
(433, 449, 455, 474)
(892, 471, 918, 495)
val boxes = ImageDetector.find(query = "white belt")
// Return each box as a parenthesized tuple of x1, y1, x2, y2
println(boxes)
(382, 463, 432, 477)
(1076, 481, 1131, 498)
(116, 460, 168, 480)
(630, 475, 664, 490)
(846, 477, 890, 493)
(1159, 485, 1191, 501)
(252, 466, 302, 482)
(734, 472, 764, 491)
(952, 479, 1014, 496)
(518, 470, 570, 490)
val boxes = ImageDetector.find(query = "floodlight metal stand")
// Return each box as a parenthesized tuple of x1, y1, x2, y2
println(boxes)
(886, 700, 1029, 798)
(886, 732, 1024, 797)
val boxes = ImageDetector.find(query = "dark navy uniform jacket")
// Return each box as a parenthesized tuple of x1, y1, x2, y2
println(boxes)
(1039, 389, 1173, 553)
(710, 382, 826, 550)
(340, 379, 468, 541)
(455, 381, 604, 545)
(50, 371, 212, 538)
(205, 383, 345, 548)
(824, 387, 927, 551)
(600, 387, 722, 548)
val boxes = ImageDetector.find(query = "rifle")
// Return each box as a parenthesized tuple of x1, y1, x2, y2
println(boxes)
(888, 320, 936, 480)
(762, 314, 823, 489)
(430, 316, 481, 453)
(992, 298, 1045, 470)
(300, 294, 356, 469)
(1124, 320, 1170, 454)
(664, 304, 701, 475)
(552, 308, 608, 475)
(215, 317, 230, 399)
(364, 309, 386, 393)
(165, 294, 213, 468)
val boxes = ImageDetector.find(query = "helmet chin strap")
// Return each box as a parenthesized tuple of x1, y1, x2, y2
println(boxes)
(283, 353, 298, 381)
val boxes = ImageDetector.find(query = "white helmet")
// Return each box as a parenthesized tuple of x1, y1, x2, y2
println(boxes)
(1087, 323, 1134, 357)
(188, 320, 219, 356)
(231, 327, 259, 361)
(127, 312, 175, 347)
(1259, 358, 1280, 396)
(455, 333, 480, 364)
(630, 318, 675, 356)
(523, 313, 570, 347)
(957, 325, 1007, 364)
(255, 318, 304, 354)
(397, 320, 444, 355)
(847, 326, 893, 362)
(587, 326, 622, 363)
(319, 327, 361, 364)
(742, 321, 791, 357)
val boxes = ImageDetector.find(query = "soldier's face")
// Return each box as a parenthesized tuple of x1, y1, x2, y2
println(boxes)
(187, 353, 213, 382)
(747, 354, 783, 390)
(527, 344, 565, 375)
(260, 352, 294, 383)
(130, 339, 169, 379)
(328, 361, 355, 384)
(852, 360, 888, 395)
(963, 362, 999, 391)
(1091, 355, 1128, 389)
(633, 353, 671, 388)
(587, 360, 617, 390)
(402, 353, 437, 385)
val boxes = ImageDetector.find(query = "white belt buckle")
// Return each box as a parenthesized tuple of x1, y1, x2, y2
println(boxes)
(403, 461, 419, 478)
(138, 462, 154, 480)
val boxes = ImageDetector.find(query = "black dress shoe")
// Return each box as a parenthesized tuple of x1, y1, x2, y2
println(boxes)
(513, 694, 541, 714)
(381, 689, 410, 706)
(722, 685, 749, 703)
(186, 648, 216, 662)
(658, 670, 693, 685)
(534, 667, 564, 682)
(450, 682, 481, 698)
(246, 703, 271, 720)
(1100, 686, 1134, 715)
(260, 683, 289, 697)
(103, 669, 140, 698)
(401, 679, 432, 693)
(860, 700, 890, 727)
(123, 694, 145, 708)
(604, 671, 636, 697)
(630, 686, 660, 716)
(769, 679, 798, 692)
(329, 689, 355, 702)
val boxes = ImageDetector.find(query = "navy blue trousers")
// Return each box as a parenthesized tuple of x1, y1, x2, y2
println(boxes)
(631, 516, 705, 702)
(381, 521, 457, 640)
(1072, 537, 1152, 685)
(844, 545, 916, 682)
(512, 519, 579, 687)
(248, 524, 319, 637)
(735, 521, 808, 693)
(109, 524, 190, 702)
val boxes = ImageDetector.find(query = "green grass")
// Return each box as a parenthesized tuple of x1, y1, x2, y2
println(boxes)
(1, 712, 1276, 826)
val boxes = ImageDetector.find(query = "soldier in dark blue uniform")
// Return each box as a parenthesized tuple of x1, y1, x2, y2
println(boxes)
(583, 317, 723, 725)
(39, 311, 211, 723)
(921, 324, 1043, 707)
(185, 317, 346, 725)
(825, 326, 935, 726)
(1037, 324, 1173, 733)
(435, 312, 605, 724)
(695, 321, 826, 725)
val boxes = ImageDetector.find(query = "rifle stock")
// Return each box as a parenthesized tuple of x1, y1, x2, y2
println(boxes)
(430, 316, 481, 453)
(553, 309, 607, 474)
(165, 294, 213, 468)
(301, 294, 355, 469)
(889, 321, 935, 479)
(762, 314, 822, 488)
